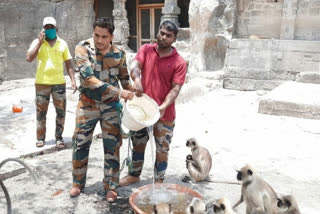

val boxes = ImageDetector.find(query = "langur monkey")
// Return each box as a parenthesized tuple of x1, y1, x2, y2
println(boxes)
(233, 164, 278, 214)
(186, 197, 207, 214)
(213, 198, 236, 214)
(277, 195, 301, 214)
(185, 138, 212, 182)
(152, 203, 174, 214)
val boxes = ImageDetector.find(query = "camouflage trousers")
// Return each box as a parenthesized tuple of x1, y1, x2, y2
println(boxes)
(129, 120, 175, 182)
(72, 97, 122, 191)
(35, 84, 66, 141)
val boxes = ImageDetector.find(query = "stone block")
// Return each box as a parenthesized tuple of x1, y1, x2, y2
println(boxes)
(251, 11, 261, 16)
(225, 68, 296, 81)
(223, 78, 284, 91)
(258, 81, 320, 119)
(296, 72, 320, 84)
(312, 2, 320, 7)
(224, 39, 320, 90)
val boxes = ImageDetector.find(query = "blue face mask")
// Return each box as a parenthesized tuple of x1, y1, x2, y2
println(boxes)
(45, 28, 56, 40)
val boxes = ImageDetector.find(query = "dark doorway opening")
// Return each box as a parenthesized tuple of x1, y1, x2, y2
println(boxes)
(95, 0, 114, 19)
(178, 0, 190, 28)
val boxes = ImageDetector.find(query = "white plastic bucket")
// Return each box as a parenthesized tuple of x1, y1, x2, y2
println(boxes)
(121, 93, 160, 131)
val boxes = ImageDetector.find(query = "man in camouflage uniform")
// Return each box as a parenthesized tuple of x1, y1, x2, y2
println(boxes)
(69, 17, 134, 202)
(120, 20, 187, 186)
(26, 17, 77, 148)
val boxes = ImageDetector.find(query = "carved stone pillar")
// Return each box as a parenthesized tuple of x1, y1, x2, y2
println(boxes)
(161, 0, 180, 27)
(112, 0, 132, 52)
(280, 0, 298, 40)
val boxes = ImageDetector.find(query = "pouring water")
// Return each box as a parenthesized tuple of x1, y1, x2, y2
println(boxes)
(146, 126, 155, 185)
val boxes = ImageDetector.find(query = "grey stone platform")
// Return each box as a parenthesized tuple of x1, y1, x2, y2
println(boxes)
(259, 81, 320, 120)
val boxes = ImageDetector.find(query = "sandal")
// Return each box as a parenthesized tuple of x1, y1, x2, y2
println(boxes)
(36, 140, 45, 147)
(56, 139, 65, 149)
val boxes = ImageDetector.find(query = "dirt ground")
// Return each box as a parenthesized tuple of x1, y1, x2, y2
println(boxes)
(1, 79, 320, 213)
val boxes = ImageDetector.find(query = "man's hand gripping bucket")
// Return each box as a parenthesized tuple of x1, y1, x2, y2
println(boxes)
(121, 93, 160, 132)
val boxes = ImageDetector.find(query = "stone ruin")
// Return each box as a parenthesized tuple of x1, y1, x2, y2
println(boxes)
(1, 0, 320, 119)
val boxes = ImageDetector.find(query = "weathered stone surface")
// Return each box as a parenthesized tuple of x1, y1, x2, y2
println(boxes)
(113, 0, 132, 52)
(224, 39, 320, 90)
(0, 21, 7, 84)
(1, 0, 320, 90)
(236, 0, 283, 39)
(225, 68, 297, 81)
(176, 81, 208, 104)
(224, 78, 284, 91)
(188, 0, 236, 74)
(296, 72, 320, 84)
(295, 0, 320, 41)
(174, 28, 191, 62)
(280, 0, 298, 40)
(176, 70, 226, 103)
(236, 0, 320, 41)
(259, 81, 320, 120)
(0, 0, 95, 81)
(203, 35, 230, 71)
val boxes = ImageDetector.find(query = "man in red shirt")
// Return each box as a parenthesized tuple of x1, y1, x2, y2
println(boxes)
(120, 20, 187, 186)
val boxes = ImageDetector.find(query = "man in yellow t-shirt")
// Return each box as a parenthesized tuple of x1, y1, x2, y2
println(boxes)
(26, 17, 77, 148)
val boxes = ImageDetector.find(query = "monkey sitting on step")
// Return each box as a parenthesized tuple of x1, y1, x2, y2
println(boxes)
(186, 197, 207, 214)
(184, 138, 212, 182)
(233, 164, 278, 214)
(213, 198, 236, 214)
(277, 195, 301, 214)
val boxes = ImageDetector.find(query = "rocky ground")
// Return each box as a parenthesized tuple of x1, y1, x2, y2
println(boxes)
(1, 78, 320, 214)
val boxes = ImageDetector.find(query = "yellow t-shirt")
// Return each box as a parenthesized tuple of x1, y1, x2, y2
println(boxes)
(28, 37, 72, 84)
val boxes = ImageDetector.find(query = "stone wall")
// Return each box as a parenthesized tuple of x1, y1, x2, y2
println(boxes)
(224, 39, 320, 90)
(295, 0, 320, 40)
(236, 0, 320, 41)
(0, 0, 95, 82)
(236, 0, 283, 39)
(188, 0, 236, 74)
(0, 21, 7, 84)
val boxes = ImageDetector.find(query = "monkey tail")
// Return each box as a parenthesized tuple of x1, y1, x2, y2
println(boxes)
(205, 179, 241, 185)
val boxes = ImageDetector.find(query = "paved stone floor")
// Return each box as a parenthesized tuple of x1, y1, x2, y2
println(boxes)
(1, 79, 320, 213)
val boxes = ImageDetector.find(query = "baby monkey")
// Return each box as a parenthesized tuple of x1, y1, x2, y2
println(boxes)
(186, 197, 207, 214)
(213, 198, 236, 214)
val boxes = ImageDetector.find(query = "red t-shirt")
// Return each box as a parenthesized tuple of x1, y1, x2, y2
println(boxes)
(135, 43, 187, 121)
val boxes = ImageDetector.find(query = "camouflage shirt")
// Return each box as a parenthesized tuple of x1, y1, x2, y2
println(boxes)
(75, 38, 132, 102)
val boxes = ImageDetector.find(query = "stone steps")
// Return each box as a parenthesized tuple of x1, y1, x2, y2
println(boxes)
(258, 81, 320, 120)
